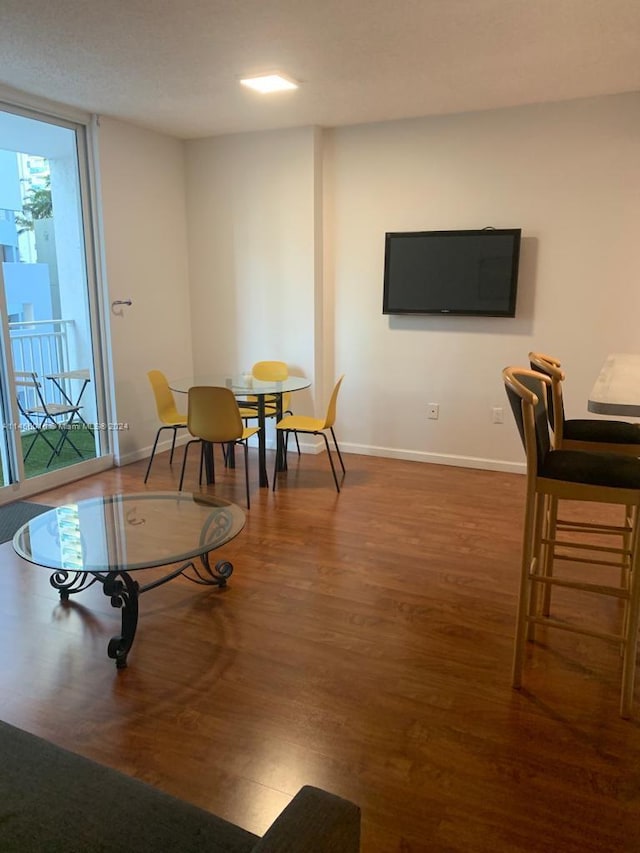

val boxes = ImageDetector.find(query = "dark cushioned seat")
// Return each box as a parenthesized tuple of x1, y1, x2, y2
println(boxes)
(0, 719, 361, 853)
(541, 449, 640, 489)
(0, 719, 256, 853)
(564, 419, 640, 445)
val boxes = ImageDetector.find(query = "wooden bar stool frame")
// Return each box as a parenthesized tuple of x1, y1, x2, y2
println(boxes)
(528, 351, 640, 610)
(503, 366, 640, 718)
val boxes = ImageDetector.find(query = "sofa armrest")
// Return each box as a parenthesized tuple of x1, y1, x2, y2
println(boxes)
(252, 785, 360, 853)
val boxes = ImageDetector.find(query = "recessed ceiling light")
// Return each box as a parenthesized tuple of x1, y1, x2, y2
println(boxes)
(240, 73, 299, 94)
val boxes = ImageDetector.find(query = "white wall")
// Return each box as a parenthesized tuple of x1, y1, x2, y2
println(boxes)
(326, 92, 640, 470)
(118, 91, 639, 474)
(98, 117, 193, 463)
(185, 127, 319, 421)
(182, 92, 639, 473)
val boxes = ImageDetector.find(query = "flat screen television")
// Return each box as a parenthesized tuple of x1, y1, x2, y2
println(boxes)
(382, 228, 521, 317)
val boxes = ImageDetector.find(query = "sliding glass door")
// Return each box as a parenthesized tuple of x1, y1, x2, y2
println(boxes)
(0, 104, 111, 499)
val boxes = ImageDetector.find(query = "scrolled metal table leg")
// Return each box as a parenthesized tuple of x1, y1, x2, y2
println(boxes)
(138, 551, 233, 594)
(102, 571, 139, 669)
(184, 552, 234, 586)
(50, 570, 98, 601)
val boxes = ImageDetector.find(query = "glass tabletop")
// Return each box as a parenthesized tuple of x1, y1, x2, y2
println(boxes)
(170, 374, 311, 396)
(13, 491, 245, 573)
(588, 353, 640, 417)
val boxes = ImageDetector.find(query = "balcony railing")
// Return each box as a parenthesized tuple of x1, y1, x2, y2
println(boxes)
(2, 319, 97, 478)
(9, 319, 73, 412)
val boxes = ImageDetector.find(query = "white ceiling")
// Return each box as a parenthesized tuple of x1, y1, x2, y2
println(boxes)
(1, 0, 639, 140)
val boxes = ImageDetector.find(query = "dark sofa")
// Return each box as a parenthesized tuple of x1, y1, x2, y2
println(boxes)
(0, 720, 360, 852)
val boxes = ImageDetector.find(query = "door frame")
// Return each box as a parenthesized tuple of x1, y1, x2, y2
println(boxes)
(0, 95, 115, 503)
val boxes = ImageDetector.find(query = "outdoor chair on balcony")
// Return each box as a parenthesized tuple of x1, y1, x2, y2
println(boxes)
(14, 371, 85, 467)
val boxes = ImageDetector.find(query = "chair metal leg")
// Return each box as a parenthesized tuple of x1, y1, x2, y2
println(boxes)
(23, 426, 57, 461)
(169, 427, 178, 464)
(18, 408, 53, 461)
(274, 429, 342, 493)
(272, 431, 282, 491)
(178, 439, 197, 490)
(144, 426, 167, 483)
(40, 418, 82, 468)
(330, 427, 346, 474)
(280, 409, 300, 455)
(26, 417, 59, 457)
(320, 431, 341, 493)
(242, 441, 251, 509)
(45, 416, 83, 467)
(290, 425, 300, 455)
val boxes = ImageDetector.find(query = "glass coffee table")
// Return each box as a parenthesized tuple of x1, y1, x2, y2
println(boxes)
(13, 492, 245, 669)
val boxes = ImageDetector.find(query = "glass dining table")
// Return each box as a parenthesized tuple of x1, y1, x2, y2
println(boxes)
(170, 374, 311, 487)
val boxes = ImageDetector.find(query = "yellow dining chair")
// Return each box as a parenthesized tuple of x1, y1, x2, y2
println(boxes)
(144, 370, 188, 483)
(239, 360, 300, 454)
(178, 386, 259, 508)
(272, 375, 345, 493)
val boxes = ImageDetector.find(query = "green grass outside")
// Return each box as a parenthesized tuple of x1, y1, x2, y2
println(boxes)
(1, 426, 97, 481)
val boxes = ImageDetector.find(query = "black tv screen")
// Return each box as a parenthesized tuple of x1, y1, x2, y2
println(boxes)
(383, 228, 521, 317)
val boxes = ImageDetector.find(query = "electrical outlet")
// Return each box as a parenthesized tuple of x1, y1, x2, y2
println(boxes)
(492, 406, 504, 424)
(428, 403, 439, 420)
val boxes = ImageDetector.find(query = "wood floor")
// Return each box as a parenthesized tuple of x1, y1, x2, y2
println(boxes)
(2, 448, 640, 852)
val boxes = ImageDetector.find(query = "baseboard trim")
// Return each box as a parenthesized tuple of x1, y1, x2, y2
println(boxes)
(124, 435, 525, 476)
(340, 442, 526, 475)
(118, 435, 190, 468)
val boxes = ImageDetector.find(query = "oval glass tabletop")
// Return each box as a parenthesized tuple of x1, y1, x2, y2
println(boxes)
(13, 491, 245, 573)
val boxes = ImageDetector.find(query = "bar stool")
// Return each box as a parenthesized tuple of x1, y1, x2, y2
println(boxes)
(528, 352, 640, 607)
(528, 352, 640, 454)
(503, 366, 640, 718)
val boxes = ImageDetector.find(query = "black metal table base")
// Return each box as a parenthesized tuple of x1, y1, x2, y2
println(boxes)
(49, 553, 234, 669)
(200, 393, 289, 488)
